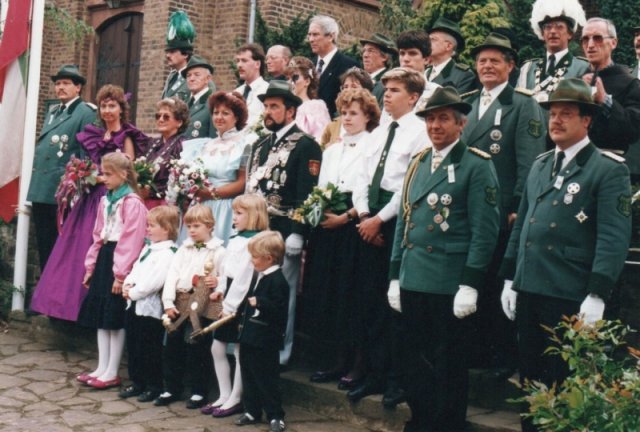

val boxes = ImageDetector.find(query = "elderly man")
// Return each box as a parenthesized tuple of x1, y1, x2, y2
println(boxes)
(27, 65, 96, 269)
(181, 55, 216, 139)
(308, 15, 358, 117)
(462, 32, 547, 373)
(266, 45, 292, 81)
(500, 78, 632, 432)
(425, 17, 476, 93)
(388, 86, 500, 432)
(360, 33, 397, 106)
(246, 81, 322, 365)
(517, 0, 589, 102)
(235, 43, 270, 129)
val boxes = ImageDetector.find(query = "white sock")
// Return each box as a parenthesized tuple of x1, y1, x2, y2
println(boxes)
(211, 340, 231, 406)
(220, 344, 243, 409)
(99, 329, 125, 381)
(91, 329, 110, 377)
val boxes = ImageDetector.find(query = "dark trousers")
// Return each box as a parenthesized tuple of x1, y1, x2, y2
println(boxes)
(240, 343, 284, 421)
(125, 305, 164, 391)
(162, 320, 213, 397)
(400, 289, 470, 432)
(31, 202, 58, 271)
(516, 292, 580, 432)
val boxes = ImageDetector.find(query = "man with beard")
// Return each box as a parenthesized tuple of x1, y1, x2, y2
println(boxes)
(27, 65, 96, 269)
(246, 80, 322, 365)
(235, 44, 270, 129)
(181, 55, 216, 139)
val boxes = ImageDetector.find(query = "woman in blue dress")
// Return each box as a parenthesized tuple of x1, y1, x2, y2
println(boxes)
(179, 91, 257, 244)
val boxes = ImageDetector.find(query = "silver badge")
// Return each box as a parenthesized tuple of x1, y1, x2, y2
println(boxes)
(490, 129, 502, 141)
(267, 180, 274, 190)
(489, 143, 501, 154)
(194, 121, 202, 129)
(434, 214, 444, 224)
(440, 221, 449, 232)
(191, 130, 199, 137)
(427, 193, 439, 207)
(56, 150, 64, 158)
(575, 210, 588, 224)
(61, 134, 69, 143)
(440, 194, 452, 206)
(564, 193, 573, 205)
(51, 135, 60, 144)
(280, 171, 287, 185)
(567, 183, 580, 194)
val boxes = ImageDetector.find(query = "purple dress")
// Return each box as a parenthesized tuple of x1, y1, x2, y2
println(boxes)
(30, 123, 148, 321)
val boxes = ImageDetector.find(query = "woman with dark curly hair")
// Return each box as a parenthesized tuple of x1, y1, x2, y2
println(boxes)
(176, 91, 257, 244)
(287, 56, 331, 141)
(31, 84, 149, 322)
(140, 98, 190, 209)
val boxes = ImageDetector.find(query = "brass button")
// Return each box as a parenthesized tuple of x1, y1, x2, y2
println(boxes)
(529, 217, 535, 224)
(547, 245, 554, 250)
(552, 200, 559, 206)
(409, 223, 415, 229)
(407, 243, 414, 249)
(550, 222, 557, 228)
(525, 241, 531, 248)
(427, 225, 434, 231)
(426, 246, 433, 253)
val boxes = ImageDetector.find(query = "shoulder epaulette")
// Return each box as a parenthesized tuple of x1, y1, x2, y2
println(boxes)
(575, 56, 589, 62)
(602, 151, 626, 163)
(522, 58, 542, 65)
(86, 102, 98, 110)
(515, 87, 534, 97)
(468, 146, 491, 159)
(455, 62, 471, 71)
(460, 89, 479, 99)
(536, 149, 554, 160)
(48, 104, 61, 112)
(416, 146, 432, 162)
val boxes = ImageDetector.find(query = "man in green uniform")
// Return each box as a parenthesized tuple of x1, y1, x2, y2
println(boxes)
(27, 65, 96, 269)
(388, 86, 500, 432)
(162, 11, 194, 102)
(181, 55, 216, 139)
(360, 33, 397, 107)
(499, 78, 632, 432)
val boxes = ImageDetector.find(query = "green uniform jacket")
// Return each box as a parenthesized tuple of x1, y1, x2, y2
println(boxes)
(462, 85, 546, 225)
(371, 68, 388, 109)
(27, 99, 96, 204)
(517, 52, 589, 92)
(182, 89, 217, 139)
(162, 70, 190, 102)
(389, 141, 500, 295)
(500, 144, 632, 302)
(432, 59, 476, 94)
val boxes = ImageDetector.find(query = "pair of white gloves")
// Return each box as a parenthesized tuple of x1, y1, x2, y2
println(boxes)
(387, 280, 478, 318)
(285, 234, 304, 256)
(500, 280, 604, 325)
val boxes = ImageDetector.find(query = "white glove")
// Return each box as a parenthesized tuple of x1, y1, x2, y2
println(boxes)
(579, 294, 605, 326)
(285, 233, 304, 256)
(500, 280, 517, 321)
(453, 285, 478, 319)
(387, 280, 401, 313)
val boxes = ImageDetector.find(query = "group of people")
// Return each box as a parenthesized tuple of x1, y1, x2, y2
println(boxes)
(24, 0, 640, 430)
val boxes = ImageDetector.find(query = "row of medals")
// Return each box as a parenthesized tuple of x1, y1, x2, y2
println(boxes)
(50, 134, 70, 158)
(426, 192, 453, 232)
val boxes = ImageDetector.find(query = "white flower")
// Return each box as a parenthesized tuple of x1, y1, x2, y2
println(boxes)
(323, 189, 332, 200)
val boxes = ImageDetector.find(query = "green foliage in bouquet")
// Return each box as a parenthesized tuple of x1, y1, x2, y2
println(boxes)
(133, 156, 157, 193)
(290, 183, 348, 227)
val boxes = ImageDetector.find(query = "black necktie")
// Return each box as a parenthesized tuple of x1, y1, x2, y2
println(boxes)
(552, 151, 565, 178)
(55, 105, 65, 118)
(317, 59, 325, 76)
(168, 71, 178, 88)
(547, 54, 556, 76)
(243, 84, 251, 100)
(368, 121, 399, 209)
(425, 65, 433, 81)
(188, 96, 195, 108)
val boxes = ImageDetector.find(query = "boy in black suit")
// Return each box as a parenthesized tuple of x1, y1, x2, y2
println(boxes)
(235, 231, 289, 432)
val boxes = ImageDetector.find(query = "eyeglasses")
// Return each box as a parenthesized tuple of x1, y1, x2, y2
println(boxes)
(542, 22, 567, 31)
(580, 34, 615, 45)
(155, 113, 173, 121)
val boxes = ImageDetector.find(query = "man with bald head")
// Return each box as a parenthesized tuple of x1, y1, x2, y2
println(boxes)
(266, 45, 291, 81)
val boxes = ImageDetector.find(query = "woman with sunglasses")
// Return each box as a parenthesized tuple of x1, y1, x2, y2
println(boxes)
(140, 98, 190, 209)
(288, 56, 331, 141)
(178, 91, 256, 244)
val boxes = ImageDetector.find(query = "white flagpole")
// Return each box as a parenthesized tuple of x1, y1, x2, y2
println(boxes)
(12, 0, 45, 312)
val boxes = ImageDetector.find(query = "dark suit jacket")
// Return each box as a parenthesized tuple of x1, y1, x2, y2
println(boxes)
(238, 269, 289, 349)
(182, 89, 216, 139)
(432, 59, 476, 94)
(315, 50, 359, 118)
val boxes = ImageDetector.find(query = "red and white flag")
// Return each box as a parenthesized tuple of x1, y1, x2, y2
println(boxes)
(0, 0, 31, 222)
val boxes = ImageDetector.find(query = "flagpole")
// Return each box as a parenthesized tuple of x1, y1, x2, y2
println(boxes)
(12, 0, 44, 312)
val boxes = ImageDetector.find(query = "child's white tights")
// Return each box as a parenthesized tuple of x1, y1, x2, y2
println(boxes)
(91, 329, 125, 381)
(211, 340, 242, 409)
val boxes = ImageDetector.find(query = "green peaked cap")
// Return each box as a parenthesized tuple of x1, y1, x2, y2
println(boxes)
(166, 11, 195, 51)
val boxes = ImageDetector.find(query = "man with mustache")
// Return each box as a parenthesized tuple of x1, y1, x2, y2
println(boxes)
(246, 80, 322, 365)
(181, 55, 216, 139)
(27, 65, 96, 269)
(235, 44, 269, 129)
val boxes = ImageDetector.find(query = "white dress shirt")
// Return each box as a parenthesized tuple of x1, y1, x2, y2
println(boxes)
(235, 76, 269, 130)
(317, 47, 338, 74)
(318, 131, 369, 192)
(217, 234, 255, 314)
(479, 81, 509, 119)
(555, 135, 590, 170)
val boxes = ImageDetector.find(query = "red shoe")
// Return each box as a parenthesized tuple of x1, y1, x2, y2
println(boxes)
(87, 376, 121, 389)
(76, 373, 94, 384)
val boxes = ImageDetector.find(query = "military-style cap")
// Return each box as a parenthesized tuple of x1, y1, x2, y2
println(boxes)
(51, 64, 86, 85)
(538, 78, 600, 113)
(470, 32, 518, 61)
(165, 10, 195, 51)
(181, 55, 214, 78)
(257, 80, 302, 107)
(360, 33, 398, 55)
(415, 86, 472, 117)
(429, 17, 465, 52)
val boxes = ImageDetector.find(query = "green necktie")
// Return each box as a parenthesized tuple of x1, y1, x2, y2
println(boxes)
(368, 121, 399, 209)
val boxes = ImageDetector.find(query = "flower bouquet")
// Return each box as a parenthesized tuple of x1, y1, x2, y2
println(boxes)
(166, 158, 211, 210)
(55, 156, 99, 231)
(133, 156, 158, 197)
(290, 182, 348, 227)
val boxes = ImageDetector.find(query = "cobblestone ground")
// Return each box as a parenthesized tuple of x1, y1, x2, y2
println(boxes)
(0, 326, 369, 432)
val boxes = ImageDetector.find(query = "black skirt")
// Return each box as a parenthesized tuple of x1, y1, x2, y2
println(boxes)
(77, 242, 127, 330)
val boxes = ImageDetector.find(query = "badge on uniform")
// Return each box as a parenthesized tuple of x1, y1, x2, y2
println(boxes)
(440, 194, 452, 206)
(427, 192, 438, 208)
(485, 187, 497, 206)
(489, 143, 501, 154)
(490, 129, 502, 141)
(618, 194, 631, 217)
(191, 130, 199, 137)
(575, 210, 588, 224)
(194, 121, 202, 129)
(564, 182, 580, 205)
(51, 135, 60, 144)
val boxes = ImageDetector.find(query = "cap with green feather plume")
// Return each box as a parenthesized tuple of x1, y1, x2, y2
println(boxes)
(166, 11, 196, 51)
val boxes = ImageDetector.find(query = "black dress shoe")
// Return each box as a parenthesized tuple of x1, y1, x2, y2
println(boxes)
(337, 376, 363, 391)
(382, 386, 406, 409)
(185, 396, 208, 409)
(347, 381, 384, 403)
(310, 370, 343, 383)
(118, 384, 143, 399)
(235, 413, 261, 426)
(153, 392, 180, 406)
(137, 390, 160, 403)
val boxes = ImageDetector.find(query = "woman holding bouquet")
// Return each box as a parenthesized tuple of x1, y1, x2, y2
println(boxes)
(139, 98, 189, 209)
(177, 91, 257, 244)
(31, 84, 148, 322)
(301, 88, 380, 388)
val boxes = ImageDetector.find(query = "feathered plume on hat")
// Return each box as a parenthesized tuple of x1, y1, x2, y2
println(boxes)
(530, 0, 586, 40)
(166, 10, 196, 50)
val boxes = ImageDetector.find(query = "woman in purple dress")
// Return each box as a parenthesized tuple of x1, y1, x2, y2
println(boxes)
(30, 85, 148, 322)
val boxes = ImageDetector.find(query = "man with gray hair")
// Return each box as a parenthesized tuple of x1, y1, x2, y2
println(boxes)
(266, 45, 292, 81)
(308, 14, 358, 117)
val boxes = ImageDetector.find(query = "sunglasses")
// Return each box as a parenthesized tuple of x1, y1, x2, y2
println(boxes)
(580, 35, 614, 45)
(290, 74, 301, 82)
(155, 113, 173, 121)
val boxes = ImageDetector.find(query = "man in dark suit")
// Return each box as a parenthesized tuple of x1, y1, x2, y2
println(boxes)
(181, 55, 216, 139)
(27, 65, 96, 269)
(360, 33, 397, 107)
(246, 80, 322, 365)
(308, 15, 358, 118)
(500, 78, 632, 432)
